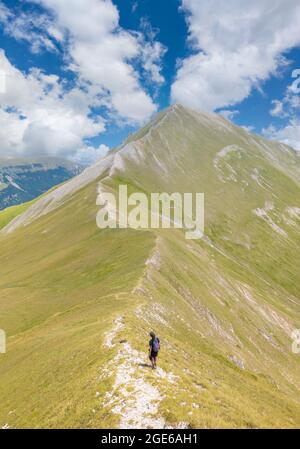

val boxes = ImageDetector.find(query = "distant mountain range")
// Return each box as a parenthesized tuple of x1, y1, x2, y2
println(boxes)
(0, 157, 83, 210)
(1, 105, 300, 429)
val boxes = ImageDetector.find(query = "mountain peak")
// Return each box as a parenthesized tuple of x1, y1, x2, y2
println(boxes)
(168, 103, 223, 120)
(2, 101, 300, 234)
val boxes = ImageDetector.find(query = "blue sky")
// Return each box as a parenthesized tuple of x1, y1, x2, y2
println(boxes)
(0, 0, 300, 164)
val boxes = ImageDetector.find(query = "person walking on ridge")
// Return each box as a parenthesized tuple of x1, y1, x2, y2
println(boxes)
(149, 331, 160, 369)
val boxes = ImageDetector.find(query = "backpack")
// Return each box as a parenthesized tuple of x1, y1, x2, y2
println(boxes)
(152, 337, 160, 352)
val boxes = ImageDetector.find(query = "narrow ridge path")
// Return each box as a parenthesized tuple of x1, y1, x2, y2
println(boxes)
(100, 316, 181, 429)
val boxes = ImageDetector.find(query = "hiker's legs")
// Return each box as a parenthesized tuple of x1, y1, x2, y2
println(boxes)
(149, 354, 156, 369)
(153, 354, 157, 369)
(149, 353, 154, 368)
(149, 351, 158, 369)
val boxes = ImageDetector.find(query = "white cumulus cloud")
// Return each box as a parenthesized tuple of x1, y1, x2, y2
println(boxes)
(172, 0, 300, 112)
(0, 50, 105, 159)
(270, 100, 286, 118)
(35, 0, 162, 123)
(263, 120, 300, 150)
(265, 70, 300, 150)
(0, 0, 166, 162)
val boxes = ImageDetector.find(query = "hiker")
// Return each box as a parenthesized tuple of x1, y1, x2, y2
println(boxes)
(149, 331, 160, 369)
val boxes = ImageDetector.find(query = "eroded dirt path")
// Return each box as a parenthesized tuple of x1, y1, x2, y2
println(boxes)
(100, 316, 179, 429)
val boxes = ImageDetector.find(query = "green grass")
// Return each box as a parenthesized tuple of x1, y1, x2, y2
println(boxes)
(0, 200, 37, 230)
(0, 181, 70, 231)
(0, 105, 300, 428)
(0, 181, 155, 428)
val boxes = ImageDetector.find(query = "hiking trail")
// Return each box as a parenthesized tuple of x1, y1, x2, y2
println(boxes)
(99, 316, 185, 429)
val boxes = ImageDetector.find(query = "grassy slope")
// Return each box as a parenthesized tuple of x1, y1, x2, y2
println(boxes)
(0, 105, 300, 428)
(0, 200, 36, 231)
(0, 182, 69, 231)
(0, 180, 155, 428)
(132, 230, 300, 428)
